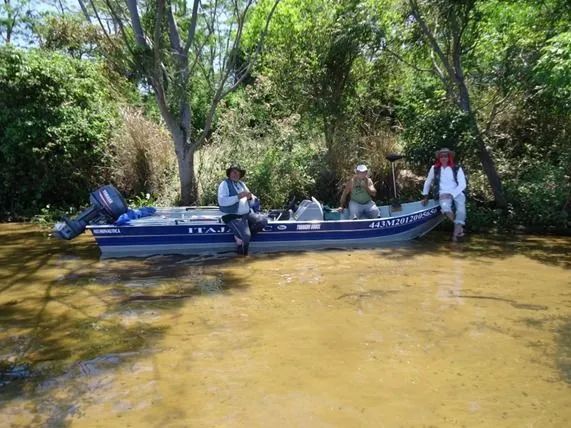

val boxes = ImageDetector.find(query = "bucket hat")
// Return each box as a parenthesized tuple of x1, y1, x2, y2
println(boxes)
(226, 164, 246, 178)
(435, 148, 455, 158)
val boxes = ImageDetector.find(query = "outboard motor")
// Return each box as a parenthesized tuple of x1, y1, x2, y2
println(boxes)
(53, 185, 128, 240)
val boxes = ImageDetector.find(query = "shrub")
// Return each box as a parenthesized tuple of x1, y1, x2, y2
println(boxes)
(503, 163, 569, 230)
(0, 46, 119, 217)
(196, 78, 324, 208)
(197, 110, 322, 208)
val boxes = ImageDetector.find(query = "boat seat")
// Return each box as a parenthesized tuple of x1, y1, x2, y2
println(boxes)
(378, 205, 391, 219)
(292, 197, 323, 221)
(268, 209, 291, 221)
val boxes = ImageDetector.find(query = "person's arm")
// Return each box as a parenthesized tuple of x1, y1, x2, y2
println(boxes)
(421, 166, 435, 205)
(218, 181, 240, 207)
(339, 179, 353, 209)
(365, 178, 377, 197)
(450, 168, 467, 198)
(242, 183, 257, 206)
(422, 166, 435, 196)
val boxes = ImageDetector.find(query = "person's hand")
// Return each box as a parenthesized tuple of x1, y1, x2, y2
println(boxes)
(339, 207, 344, 212)
(421, 197, 429, 206)
(238, 191, 251, 199)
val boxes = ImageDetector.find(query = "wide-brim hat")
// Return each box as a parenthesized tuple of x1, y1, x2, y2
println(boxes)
(226, 164, 246, 178)
(435, 148, 455, 158)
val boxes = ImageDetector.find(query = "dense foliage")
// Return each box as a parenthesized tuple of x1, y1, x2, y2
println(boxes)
(196, 77, 324, 208)
(0, 46, 119, 217)
(0, 0, 569, 232)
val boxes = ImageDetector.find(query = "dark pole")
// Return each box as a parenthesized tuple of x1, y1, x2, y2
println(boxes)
(391, 161, 398, 199)
(385, 154, 405, 209)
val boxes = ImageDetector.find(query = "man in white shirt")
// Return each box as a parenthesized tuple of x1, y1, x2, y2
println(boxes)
(218, 164, 268, 255)
(421, 148, 467, 241)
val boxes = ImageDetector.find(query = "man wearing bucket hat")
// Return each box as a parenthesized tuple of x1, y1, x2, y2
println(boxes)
(421, 148, 467, 241)
(339, 164, 380, 220)
(218, 164, 268, 255)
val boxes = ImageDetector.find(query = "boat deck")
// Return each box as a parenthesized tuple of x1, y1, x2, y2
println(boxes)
(97, 200, 439, 228)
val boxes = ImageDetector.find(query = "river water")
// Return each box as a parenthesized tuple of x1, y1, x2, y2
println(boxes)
(0, 223, 570, 427)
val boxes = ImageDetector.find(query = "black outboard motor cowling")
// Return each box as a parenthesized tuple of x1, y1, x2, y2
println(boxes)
(53, 185, 128, 240)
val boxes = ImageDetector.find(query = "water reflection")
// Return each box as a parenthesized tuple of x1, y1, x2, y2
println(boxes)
(0, 224, 570, 426)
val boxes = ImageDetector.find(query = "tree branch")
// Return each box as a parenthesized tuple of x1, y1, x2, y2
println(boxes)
(102, 0, 137, 61)
(165, 0, 182, 53)
(184, 0, 200, 55)
(222, 0, 280, 97)
(196, 0, 281, 146)
(382, 46, 432, 73)
(409, 0, 455, 82)
(77, 0, 92, 23)
(152, 0, 171, 115)
(450, 8, 464, 83)
(89, 0, 123, 55)
(126, 0, 148, 49)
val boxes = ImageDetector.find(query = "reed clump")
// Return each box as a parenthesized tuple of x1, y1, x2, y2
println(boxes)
(107, 107, 179, 206)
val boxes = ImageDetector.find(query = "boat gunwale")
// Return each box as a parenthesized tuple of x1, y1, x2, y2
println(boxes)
(87, 201, 440, 230)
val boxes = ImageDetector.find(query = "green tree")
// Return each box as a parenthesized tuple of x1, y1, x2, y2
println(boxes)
(82, 0, 281, 205)
(36, 14, 102, 59)
(253, 0, 383, 152)
(0, 46, 119, 216)
(0, 0, 36, 45)
(248, 0, 397, 202)
(404, 0, 507, 207)
(534, 31, 571, 111)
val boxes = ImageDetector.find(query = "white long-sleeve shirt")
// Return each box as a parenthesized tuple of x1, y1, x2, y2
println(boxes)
(422, 165, 466, 198)
(217, 179, 257, 215)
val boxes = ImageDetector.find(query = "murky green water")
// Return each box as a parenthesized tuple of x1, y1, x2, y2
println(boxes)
(1, 223, 570, 427)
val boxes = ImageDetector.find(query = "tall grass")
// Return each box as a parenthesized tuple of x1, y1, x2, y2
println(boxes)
(107, 107, 179, 206)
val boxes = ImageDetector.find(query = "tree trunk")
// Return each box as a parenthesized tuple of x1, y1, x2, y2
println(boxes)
(172, 128, 198, 206)
(474, 131, 507, 208)
(323, 115, 335, 152)
(457, 81, 507, 208)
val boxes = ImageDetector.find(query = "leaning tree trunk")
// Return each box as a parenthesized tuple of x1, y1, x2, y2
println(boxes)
(470, 122, 507, 208)
(323, 116, 336, 154)
(457, 81, 507, 208)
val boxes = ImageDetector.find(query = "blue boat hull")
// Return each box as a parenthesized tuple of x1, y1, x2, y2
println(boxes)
(86, 201, 443, 258)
